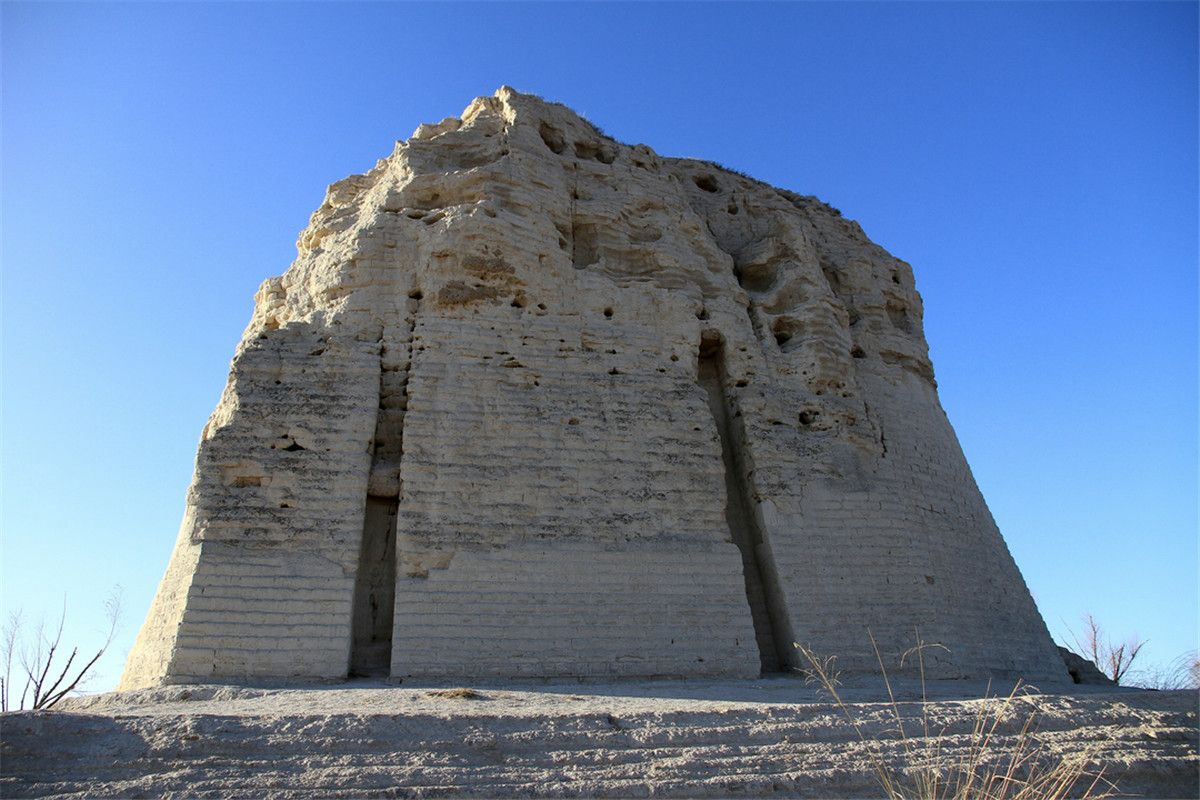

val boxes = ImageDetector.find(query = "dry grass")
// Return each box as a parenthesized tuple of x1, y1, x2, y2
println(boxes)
(795, 635, 1117, 800)
(425, 687, 484, 700)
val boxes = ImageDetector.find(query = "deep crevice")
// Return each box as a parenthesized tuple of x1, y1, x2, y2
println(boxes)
(697, 333, 791, 674)
(350, 496, 398, 677)
(350, 300, 419, 678)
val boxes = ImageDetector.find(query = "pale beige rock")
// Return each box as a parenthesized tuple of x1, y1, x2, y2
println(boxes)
(120, 87, 1068, 690)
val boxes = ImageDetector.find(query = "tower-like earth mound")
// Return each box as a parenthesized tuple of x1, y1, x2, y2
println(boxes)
(121, 88, 1067, 689)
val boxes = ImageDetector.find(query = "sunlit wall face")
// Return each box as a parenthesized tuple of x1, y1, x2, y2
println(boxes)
(2, 1, 1194, 693)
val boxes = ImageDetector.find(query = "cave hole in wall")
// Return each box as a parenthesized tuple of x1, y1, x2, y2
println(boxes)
(539, 122, 566, 154)
(697, 331, 791, 673)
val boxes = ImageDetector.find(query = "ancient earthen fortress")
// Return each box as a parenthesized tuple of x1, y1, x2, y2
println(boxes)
(121, 88, 1068, 688)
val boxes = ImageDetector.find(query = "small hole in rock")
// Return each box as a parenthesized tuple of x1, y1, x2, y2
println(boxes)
(799, 410, 818, 426)
(230, 476, 263, 488)
(693, 174, 719, 193)
(603, 308, 613, 318)
(539, 122, 566, 154)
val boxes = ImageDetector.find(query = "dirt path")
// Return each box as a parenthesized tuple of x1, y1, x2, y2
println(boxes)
(2, 677, 1196, 798)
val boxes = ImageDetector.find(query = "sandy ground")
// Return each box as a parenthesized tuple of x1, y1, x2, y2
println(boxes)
(2, 675, 1196, 798)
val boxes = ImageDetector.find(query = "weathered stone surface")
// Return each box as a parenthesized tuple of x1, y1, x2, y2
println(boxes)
(120, 87, 1068, 689)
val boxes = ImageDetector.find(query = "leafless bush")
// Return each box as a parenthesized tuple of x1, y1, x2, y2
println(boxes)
(1065, 614, 1146, 685)
(1, 586, 123, 712)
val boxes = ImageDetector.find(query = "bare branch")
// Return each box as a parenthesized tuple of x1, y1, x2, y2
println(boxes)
(1064, 613, 1147, 685)
(2, 586, 125, 711)
(40, 646, 105, 709)
(34, 647, 79, 710)
(2, 610, 23, 713)
(29, 600, 68, 705)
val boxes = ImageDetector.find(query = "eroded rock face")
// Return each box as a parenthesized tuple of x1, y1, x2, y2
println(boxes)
(120, 88, 1068, 688)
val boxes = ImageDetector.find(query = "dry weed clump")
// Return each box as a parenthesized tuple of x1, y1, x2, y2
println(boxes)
(795, 634, 1117, 800)
(425, 687, 484, 700)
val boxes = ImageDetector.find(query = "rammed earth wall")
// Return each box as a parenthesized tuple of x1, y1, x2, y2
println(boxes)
(120, 88, 1068, 688)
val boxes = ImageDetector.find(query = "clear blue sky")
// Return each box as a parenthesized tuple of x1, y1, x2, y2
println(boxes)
(3, 2, 1196, 693)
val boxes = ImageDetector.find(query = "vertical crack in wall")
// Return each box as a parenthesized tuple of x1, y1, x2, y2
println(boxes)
(698, 332, 791, 673)
(571, 219, 599, 270)
(350, 300, 419, 677)
(350, 495, 397, 677)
